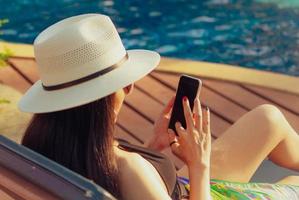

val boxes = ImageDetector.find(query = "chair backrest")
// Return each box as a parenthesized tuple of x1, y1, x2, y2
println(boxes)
(0, 135, 116, 200)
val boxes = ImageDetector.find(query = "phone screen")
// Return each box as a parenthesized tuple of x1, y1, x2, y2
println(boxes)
(168, 75, 202, 135)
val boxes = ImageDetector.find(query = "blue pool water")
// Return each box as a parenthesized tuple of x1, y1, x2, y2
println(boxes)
(1, 0, 299, 76)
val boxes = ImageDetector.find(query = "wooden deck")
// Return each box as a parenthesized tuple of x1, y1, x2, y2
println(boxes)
(1, 56, 299, 170)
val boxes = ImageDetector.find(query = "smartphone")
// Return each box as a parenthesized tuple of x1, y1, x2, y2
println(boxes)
(168, 75, 202, 135)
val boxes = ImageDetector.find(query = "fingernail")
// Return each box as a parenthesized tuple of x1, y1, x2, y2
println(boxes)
(183, 96, 187, 101)
(205, 106, 209, 111)
(175, 121, 181, 127)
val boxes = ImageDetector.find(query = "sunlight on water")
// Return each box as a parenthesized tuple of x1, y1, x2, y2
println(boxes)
(1, 0, 299, 76)
(256, 0, 299, 8)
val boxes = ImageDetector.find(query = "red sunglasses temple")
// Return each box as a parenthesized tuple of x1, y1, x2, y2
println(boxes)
(124, 84, 134, 94)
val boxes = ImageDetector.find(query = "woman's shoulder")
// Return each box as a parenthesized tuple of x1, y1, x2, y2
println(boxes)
(113, 140, 143, 162)
(114, 144, 144, 167)
(114, 145, 171, 200)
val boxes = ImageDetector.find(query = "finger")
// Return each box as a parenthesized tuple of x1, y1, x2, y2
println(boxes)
(166, 107, 173, 119)
(162, 96, 175, 115)
(205, 107, 212, 149)
(202, 106, 211, 134)
(168, 129, 180, 153)
(175, 121, 185, 134)
(168, 128, 178, 142)
(182, 96, 194, 130)
(170, 143, 180, 157)
(175, 121, 188, 141)
(204, 129, 211, 150)
(193, 98, 202, 132)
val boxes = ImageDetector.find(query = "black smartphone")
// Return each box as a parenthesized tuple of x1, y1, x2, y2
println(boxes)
(168, 75, 202, 135)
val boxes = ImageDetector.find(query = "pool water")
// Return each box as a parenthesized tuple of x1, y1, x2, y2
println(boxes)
(1, 0, 299, 76)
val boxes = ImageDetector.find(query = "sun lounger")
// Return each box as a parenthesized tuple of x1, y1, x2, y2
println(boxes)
(0, 135, 116, 200)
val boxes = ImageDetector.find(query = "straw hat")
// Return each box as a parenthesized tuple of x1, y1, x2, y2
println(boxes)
(18, 14, 160, 113)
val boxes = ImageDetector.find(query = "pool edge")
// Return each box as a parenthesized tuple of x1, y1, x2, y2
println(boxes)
(157, 57, 299, 95)
(1, 41, 299, 95)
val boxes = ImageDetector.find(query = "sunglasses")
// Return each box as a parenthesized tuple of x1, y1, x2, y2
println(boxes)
(123, 83, 134, 95)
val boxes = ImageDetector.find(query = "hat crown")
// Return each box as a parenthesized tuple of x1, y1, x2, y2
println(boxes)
(34, 14, 126, 86)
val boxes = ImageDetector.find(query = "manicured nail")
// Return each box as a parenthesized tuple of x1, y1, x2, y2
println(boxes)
(183, 96, 187, 101)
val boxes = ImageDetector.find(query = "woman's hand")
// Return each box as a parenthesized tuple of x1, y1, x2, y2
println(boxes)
(168, 96, 211, 169)
(168, 97, 212, 200)
(146, 96, 175, 151)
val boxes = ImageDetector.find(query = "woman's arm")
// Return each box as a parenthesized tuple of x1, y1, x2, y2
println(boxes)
(188, 166, 211, 200)
(168, 97, 212, 200)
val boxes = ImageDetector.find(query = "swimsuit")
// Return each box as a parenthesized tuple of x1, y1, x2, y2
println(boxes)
(117, 139, 299, 200)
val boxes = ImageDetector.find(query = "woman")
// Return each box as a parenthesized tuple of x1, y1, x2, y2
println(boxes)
(19, 14, 299, 200)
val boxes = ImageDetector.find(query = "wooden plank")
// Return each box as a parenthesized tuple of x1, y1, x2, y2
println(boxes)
(117, 105, 152, 143)
(204, 79, 266, 109)
(124, 88, 162, 123)
(115, 125, 142, 146)
(7, 58, 39, 83)
(151, 72, 247, 123)
(0, 189, 15, 200)
(243, 85, 299, 115)
(135, 75, 174, 104)
(204, 79, 299, 132)
(0, 65, 31, 93)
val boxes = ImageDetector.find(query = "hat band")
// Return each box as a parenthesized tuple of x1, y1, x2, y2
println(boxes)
(42, 53, 129, 91)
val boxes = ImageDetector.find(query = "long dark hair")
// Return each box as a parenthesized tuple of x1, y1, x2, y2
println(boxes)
(22, 94, 121, 198)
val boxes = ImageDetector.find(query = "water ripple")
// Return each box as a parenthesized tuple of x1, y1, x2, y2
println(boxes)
(0, 0, 299, 76)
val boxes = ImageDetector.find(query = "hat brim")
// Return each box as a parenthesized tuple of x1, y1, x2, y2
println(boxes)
(18, 49, 160, 113)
